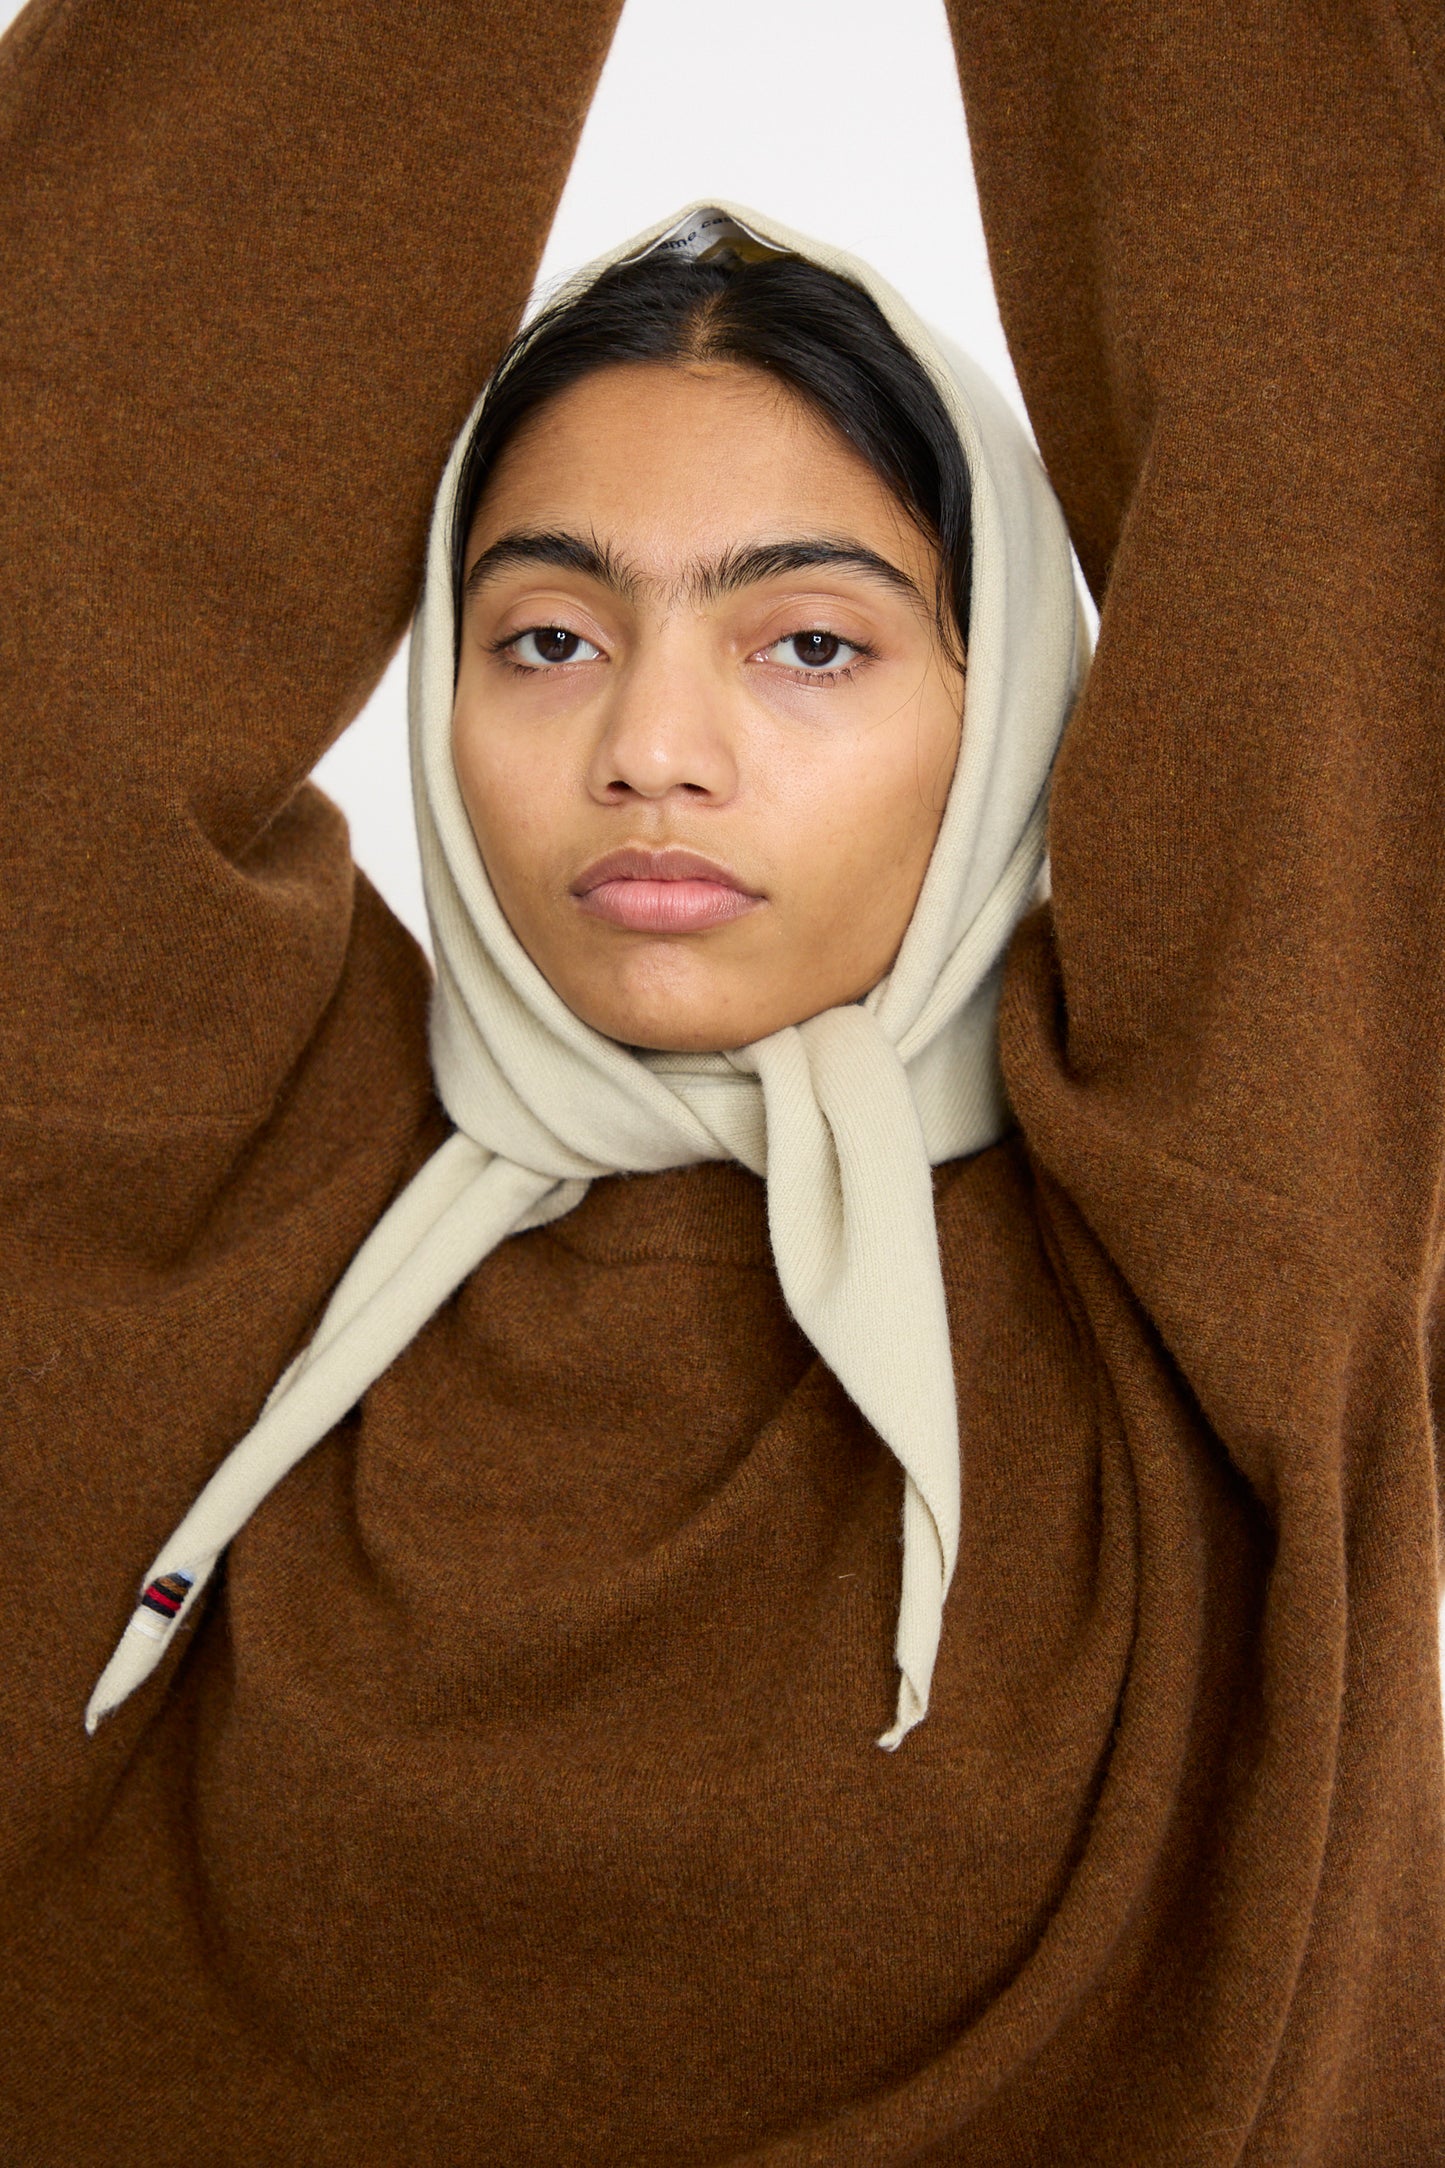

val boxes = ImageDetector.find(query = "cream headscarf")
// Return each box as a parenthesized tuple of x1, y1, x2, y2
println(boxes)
(87, 204, 1084, 1749)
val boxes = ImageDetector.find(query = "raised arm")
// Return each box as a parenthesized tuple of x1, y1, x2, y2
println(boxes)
(945, 0, 1445, 2131)
(0, 0, 621, 1805)
(948, 0, 1445, 1504)
(948, 0, 1445, 1318)
(0, 0, 621, 1262)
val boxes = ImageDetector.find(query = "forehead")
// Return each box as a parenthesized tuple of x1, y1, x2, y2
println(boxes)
(465, 360, 937, 586)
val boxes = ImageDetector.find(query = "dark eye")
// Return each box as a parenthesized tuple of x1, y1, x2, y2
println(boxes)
(511, 627, 601, 667)
(763, 631, 861, 673)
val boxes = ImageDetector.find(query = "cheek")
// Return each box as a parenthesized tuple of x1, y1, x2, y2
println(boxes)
(779, 696, 959, 912)
(451, 696, 569, 895)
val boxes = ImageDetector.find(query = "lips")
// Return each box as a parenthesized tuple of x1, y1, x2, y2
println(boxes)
(572, 846, 762, 934)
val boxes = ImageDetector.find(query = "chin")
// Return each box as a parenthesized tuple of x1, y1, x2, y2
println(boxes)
(563, 988, 751, 1056)
(589, 1008, 750, 1056)
(557, 955, 760, 1055)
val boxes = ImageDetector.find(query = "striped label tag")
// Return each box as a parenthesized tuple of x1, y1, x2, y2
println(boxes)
(131, 1571, 195, 1640)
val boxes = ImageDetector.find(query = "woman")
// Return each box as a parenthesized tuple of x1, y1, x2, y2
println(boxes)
(3, 4, 1442, 2163)
(85, 204, 1080, 1765)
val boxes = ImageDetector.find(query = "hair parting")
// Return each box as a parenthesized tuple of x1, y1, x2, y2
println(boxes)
(449, 246, 973, 674)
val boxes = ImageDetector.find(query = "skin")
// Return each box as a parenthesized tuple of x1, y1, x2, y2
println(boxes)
(452, 358, 965, 1053)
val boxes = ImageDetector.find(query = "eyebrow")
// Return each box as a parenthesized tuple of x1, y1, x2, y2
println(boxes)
(463, 529, 638, 602)
(699, 539, 926, 609)
(461, 529, 927, 612)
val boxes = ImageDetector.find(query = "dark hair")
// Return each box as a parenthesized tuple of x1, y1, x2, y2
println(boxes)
(450, 245, 972, 668)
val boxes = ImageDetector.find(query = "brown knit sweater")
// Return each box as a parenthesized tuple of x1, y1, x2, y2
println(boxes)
(1, 2, 1442, 2161)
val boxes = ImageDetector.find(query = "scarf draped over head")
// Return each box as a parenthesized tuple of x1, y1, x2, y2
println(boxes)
(87, 203, 1085, 1750)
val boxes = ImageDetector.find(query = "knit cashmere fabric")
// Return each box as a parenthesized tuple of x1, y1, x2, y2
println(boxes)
(3, 1, 1443, 2160)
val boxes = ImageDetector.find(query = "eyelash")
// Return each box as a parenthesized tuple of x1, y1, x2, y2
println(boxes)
(489, 626, 878, 683)
(762, 631, 876, 684)
(488, 628, 599, 677)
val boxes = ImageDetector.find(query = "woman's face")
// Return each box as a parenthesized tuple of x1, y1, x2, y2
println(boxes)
(452, 359, 964, 1053)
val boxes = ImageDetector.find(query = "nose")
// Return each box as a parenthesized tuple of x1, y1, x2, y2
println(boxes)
(586, 631, 738, 805)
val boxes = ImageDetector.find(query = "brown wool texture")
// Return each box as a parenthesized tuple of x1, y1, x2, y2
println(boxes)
(1, 2, 1443, 2162)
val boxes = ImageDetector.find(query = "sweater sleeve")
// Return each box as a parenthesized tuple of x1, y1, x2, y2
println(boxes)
(0, 0, 619, 1276)
(947, 0, 1445, 1519)
(0, 0, 620, 1755)
(945, 0, 1445, 2118)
